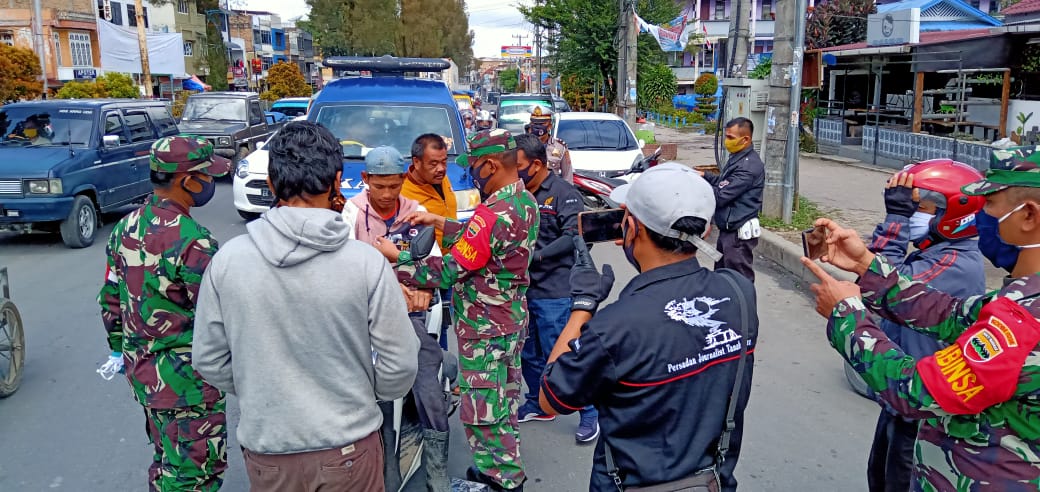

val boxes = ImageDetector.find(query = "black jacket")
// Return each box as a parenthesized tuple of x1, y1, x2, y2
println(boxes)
(703, 148, 765, 231)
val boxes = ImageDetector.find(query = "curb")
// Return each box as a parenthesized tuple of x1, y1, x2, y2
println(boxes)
(757, 228, 857, 284)
(800, 152, 894, 175)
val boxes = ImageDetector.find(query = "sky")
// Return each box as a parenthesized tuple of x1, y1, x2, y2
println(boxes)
(241, 0, 530, 59)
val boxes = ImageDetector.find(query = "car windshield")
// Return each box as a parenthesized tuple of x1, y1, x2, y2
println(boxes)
(557, 119, 638, 151)
(182, 98, 247, 121)
(0, 107, 95, 147)
(497, 99, 552, 122)
(314, 104, 460, 158)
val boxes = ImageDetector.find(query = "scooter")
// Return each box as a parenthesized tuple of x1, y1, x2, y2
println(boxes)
(573, 147, 662, 209)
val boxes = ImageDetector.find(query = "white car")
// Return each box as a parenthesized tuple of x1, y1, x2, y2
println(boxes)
(553, 112, 645, 178)
(232, 116, 308, 220)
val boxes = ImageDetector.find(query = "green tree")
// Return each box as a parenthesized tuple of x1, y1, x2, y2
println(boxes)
(636, 63, 677, 112)
(262, 62, 313, 101)
(805, 0, 876, 50)
(499, 68, 519, 93)
(0, 43, 43, 103)
(204, 18, 229, 91)
(300, 0, 398, 56)
(397, 0, 474, 70)
(55, 72, 141, 99)
(521, 0, 679, 108)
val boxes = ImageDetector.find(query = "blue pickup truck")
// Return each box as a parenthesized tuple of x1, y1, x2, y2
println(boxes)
(0, 99, 179, 248)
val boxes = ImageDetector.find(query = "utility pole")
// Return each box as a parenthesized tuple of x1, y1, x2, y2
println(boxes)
(134, 0, 153, 97)
(616, 0, 637, 126)
(513, 33, 528, 91)
(31, 0, 48, 97)
(761, 0, 807, 220)
(726, 0, 752, 78)
(535, 0, 542, 94)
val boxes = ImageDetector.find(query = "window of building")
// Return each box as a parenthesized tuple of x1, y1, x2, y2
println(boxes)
(253, 29, 261, 45)
(69, 32, 93, 67)
(52, 32, 62, 66)
(761, 0, 772, 19)
(261, 56, 272, 71)
(714, 0, 726, 20)
(111, 1, 123, 24)
(1, 32, 12, 47)
(178, 0, 189, 14)
(989, 0, 999, 14)
(127, 5, 148, 27)
(970, 0, 981, 9)
(183, 41, 193, 56)
(261, 30, 271, 44)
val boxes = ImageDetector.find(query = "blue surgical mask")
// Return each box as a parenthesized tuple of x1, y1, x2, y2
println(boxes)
(909, 211, 934, 242)
(997, 202, 1040, 249)
(976, 210, 1020, 272)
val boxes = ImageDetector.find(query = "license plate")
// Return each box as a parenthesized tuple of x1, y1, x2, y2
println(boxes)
(260, 188, 271, 197)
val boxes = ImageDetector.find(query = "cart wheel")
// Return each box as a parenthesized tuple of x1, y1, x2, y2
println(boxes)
(0, 299, 25, 398)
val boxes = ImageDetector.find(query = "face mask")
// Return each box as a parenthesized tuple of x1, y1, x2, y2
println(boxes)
(909, 211, 934, 241)
(517, 161, 538, 185)
(470, 161, 493, 200)
(724, 137, 746, 154)
(23, 128, 38, 138)
(622, 217, 641, 272)
(997, 202, 1040, 249)
(183, 175, 216, 207)
(976, 210, 1021, 272)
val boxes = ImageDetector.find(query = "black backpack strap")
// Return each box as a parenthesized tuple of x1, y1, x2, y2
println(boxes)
(604, 441, 625, 492)
(715, 269, 750, 467)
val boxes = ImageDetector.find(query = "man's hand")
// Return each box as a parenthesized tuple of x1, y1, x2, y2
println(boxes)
(401, 211, 447, 231)
(400, 284, 433, 313)
(883, 172, 919, 218)
(802, 257, 863, 318)
(815, 218, 875, 276)
(570, 236, 615, 313)
(373, 237, 402, 263)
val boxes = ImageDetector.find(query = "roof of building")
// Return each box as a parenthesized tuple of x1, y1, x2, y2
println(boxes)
(877, 0, 1001, 26)
(1001, 0, 1040, 16)
(819, 27, 1000, 52)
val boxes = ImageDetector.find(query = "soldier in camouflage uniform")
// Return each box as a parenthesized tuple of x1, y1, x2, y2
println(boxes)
(528, 107, 573, 183)
(803, 146, 1040, 491)
(97, 135, 231, 492)
(375, 129, 539, 491)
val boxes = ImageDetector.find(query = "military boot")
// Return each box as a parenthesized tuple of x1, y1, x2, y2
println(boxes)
(422, 429, 450, 492)
(466, 466, 524, 492)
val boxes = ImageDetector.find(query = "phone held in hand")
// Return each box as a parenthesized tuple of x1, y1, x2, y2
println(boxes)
(802, 225, 829, 260)
(578, 209, 626, 243)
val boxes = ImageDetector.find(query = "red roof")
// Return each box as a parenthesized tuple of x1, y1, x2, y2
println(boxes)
(1001, 0, 1040, 16)
(819, 28, 999, 52)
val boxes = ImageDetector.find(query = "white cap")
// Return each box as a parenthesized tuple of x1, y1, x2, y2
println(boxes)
(610, 162, 722, 262)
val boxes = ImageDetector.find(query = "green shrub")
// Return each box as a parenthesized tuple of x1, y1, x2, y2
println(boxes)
(693, 73, 718, 96)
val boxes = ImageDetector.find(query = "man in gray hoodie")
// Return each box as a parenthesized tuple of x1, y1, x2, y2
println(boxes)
(192, 121, 419, 492)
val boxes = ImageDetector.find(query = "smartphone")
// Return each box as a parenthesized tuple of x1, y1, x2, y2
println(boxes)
(578, 209, 626, 243)
(802, 226, 829, 260)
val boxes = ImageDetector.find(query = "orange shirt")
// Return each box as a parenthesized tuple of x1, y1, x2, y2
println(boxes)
(401, 172, 457, 252)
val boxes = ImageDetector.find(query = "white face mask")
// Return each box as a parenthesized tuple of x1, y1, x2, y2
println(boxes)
(909, 211, 934, 241)
(997, 202, 1040, 249)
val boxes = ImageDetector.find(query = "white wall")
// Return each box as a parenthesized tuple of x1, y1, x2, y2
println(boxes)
(1008, 99, 1040, 137)
(148, 2, 176, 34)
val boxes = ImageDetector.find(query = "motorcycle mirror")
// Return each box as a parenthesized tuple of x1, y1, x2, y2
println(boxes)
(638, 138, 645, 149)
(409, 226, 436, 260)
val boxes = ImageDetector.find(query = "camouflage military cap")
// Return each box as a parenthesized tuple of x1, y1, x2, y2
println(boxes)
(962, 146, 1040, 195)
(149, 135, 232, 177)
(456, 129, 517, 167)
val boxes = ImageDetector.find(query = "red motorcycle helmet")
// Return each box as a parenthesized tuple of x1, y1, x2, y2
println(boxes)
(907, 159, 985, 241)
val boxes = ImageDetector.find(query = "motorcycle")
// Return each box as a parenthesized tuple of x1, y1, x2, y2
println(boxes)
(573, 147, 662, 210)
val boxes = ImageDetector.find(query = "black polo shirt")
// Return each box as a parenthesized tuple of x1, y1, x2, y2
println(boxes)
(529, 172, 584, 299)
(541, 258, 758, 491)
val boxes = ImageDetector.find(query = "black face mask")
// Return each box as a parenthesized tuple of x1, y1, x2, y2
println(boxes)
(622, 218, 640, 272)
(183, 176, 215, 207)
(470, 161, 493, 200)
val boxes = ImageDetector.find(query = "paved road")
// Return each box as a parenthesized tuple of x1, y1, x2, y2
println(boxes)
(0, 182, 878, 491)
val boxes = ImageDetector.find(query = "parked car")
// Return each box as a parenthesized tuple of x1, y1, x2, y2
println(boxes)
(552, 95, 572, 113)
(0, 99, 180, 247)
(554, 112, 645, 178)
(178, 92, 275, 163)
(495, 93, 554, 134)
(269, 97, 311, 118)
(234, 56, 480, 220)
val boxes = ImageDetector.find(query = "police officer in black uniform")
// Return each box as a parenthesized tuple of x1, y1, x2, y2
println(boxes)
(538, 162, 759, 491)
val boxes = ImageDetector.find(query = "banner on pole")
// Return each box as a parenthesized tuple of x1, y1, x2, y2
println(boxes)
(636, 14, 690, 52)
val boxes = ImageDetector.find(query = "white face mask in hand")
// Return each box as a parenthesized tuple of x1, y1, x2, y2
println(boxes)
(909, 211, 934, 241)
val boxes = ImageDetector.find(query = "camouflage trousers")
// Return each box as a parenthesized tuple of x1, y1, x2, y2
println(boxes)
(143, 399, 228, 492)
(458, 332, 526, 489)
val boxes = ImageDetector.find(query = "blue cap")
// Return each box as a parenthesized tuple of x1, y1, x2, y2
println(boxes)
(364, 146, 407, 175)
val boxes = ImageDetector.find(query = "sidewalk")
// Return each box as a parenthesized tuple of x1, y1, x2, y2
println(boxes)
(652, 125, 1005, 289)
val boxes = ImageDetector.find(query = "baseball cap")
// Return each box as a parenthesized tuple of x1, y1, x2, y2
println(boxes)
(456, 128, 517, 167)
(963, 145, 1040, 196)
(149, 135, 231, 176)
(610, 162, 722, 261)
(365, 146, 407, 175)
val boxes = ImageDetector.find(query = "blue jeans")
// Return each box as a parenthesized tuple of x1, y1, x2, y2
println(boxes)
(521, 297, 597, 417)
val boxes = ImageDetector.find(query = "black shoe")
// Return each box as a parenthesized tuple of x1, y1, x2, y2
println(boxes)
(465, 466, 524, 491)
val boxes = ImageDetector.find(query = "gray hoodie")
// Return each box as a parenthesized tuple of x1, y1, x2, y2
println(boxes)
(193, 206, 418, 454)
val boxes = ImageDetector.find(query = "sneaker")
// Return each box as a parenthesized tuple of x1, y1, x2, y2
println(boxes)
(517, 400, 555, 422)
(576, 413, 600, 443)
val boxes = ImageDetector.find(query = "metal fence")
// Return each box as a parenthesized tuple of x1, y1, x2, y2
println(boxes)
(860, 126, 991, 170)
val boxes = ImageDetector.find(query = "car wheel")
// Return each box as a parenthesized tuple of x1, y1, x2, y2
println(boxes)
(59, 195, 97, 248)
(844, 360, 872, 399)
(237, 210, 261, 221)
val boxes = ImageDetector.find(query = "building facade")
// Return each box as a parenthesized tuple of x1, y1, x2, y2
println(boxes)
(0, 0, 103, 88)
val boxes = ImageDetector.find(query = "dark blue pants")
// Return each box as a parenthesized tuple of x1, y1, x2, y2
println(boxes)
(521, 297, 596, 417)
(439, 288, 452, 351)
(867, 410, 918, 492)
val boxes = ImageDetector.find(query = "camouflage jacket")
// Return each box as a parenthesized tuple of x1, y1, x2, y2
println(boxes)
(546, 137, 573, 184)
(395, 180, 539, 339)
(830, 254, 1040, 491)
(97, 196, 223, 409)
